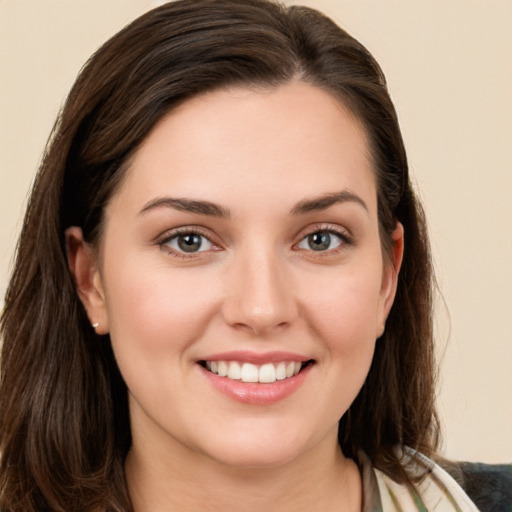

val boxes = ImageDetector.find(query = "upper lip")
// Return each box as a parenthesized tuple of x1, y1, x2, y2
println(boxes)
(198, 350, 312, 365)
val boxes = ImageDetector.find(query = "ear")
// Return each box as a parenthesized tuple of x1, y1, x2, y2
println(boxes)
(65, 227, 109, 335)
(377, 222, 404, 337)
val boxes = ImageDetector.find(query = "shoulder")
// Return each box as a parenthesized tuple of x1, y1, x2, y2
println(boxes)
(374, 450, 479, 511)
(361, 448, 512, 511)
(435, 457, 512, 512)
(360, 449, 476, 511)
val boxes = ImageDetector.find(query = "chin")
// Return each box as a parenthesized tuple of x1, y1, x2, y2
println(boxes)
(197, 427, 319, 471)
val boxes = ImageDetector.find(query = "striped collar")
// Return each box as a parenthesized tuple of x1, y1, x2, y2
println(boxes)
(360, 449, 480, 511)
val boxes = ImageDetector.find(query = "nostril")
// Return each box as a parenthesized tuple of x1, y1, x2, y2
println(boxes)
(220, 271, 298, 334)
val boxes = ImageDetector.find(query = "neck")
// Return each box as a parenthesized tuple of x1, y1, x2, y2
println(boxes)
(125, 429, 362, 512)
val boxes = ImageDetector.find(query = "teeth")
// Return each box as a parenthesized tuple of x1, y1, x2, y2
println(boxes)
(240, 363, 259, 383)
(259, 363, 276, 383)
(227, 361, 241, 380)
(204, 360, 308, 383)
(276, 362, 287, 380)
(217, 361, 228, 377)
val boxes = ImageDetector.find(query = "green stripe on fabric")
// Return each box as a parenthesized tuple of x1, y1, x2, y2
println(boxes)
(387, 489, 405, 512)
(410, 488, 428, 512)
(429, 470, 464, 512)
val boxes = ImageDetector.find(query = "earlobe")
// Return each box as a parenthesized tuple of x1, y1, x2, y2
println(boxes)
(378, 222, 404, 334)
(65, 227, 109, 334)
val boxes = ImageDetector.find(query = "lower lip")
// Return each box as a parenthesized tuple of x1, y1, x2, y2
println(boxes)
(199, 363, 313, 405)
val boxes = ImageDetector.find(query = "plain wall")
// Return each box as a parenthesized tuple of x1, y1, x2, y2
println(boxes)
(1, 0, 511, 463)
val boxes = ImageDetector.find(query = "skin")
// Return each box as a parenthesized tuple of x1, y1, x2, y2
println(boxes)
(67, 81, 403, 511)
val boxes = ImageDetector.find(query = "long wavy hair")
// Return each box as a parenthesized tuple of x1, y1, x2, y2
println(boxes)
(0, 0, 439, 509)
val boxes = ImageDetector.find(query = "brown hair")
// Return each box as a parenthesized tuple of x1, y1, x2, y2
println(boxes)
(0, 0, 439, 509)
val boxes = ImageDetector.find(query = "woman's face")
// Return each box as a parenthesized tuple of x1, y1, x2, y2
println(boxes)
(77, 81, 402, 469)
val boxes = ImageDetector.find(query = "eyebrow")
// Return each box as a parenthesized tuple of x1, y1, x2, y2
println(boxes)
(290, 190, 368, 215)
(138, 197, 230, 218)
(138, 189, 367, 219)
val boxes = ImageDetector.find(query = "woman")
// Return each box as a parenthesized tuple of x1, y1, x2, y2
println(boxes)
(0, 0, 491, 510)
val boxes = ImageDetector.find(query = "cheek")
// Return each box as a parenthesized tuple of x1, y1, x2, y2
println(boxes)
(293, 270, 382, 428)
(297, 261, 383, 399)
(299, 264, 383, 346)
(103, 257, 219, 364)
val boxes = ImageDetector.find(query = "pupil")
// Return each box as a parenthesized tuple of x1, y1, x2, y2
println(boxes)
(178, 234, 202, 252)
(309, 232, 330, 251)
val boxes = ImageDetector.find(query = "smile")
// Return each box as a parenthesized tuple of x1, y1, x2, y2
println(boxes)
(198, 355, 315, 404)
(204, 360, 308, 383)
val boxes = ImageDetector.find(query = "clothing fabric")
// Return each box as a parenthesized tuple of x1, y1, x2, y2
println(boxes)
(360, 449, 481, 511)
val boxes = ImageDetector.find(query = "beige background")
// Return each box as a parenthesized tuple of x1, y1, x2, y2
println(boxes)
(1, 0, 511, 463)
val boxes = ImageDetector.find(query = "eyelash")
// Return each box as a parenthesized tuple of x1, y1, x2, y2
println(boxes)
(294, 225, 353, 255)
(157, 225, 353, 259)
(158, 227, 220, 259)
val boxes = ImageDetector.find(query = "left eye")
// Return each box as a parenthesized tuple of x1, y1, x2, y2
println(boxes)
(297, 230, 344, 252)
(163, 232, 214, 253)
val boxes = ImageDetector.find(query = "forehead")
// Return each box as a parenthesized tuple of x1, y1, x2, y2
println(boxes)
(111, 81, 376, 217)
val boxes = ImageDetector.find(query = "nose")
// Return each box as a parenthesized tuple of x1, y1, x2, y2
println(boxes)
(221, 248, 298, 335)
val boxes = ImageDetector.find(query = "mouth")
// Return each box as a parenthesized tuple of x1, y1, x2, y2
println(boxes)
(199, 359, 315, 384)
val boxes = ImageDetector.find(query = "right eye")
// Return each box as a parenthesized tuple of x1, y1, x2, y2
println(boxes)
(161, 230, 216, 255)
